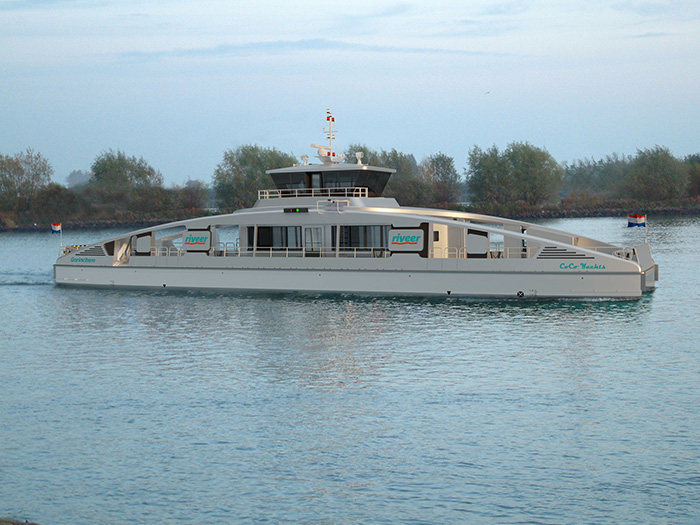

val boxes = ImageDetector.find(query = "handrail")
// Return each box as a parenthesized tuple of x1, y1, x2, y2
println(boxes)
(613, 247, 637, 260)
(214, 245, 390, 259)
(431, 245, 533, 259)
(62, 244, 87, 255)
(151, 246, 183, 257)
(317, 199, 350, 214)
(258, 187, 368, 199)
(145, 241, 640, 262)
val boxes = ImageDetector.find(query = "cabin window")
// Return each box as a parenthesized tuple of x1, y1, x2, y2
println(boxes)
(305, 227, 322, 252)
(249, 226, 302, 250)
(337, 173, 355, 188)
(323, 173, 339, 189)
(364, 172, 380, 192)
(332, 225, 390, 249)
(466, 229, 489, 258)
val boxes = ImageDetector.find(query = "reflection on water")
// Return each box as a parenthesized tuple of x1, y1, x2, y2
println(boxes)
(1, 217, 700, 523)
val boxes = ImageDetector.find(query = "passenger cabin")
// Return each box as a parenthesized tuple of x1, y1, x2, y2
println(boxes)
(265, 162, 395, 198)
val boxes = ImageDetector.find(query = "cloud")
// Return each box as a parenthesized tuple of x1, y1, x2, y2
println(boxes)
(611, 1, 700, 19)
(120, 38, 505, 61)
(0, 0, 94, 10)
(449, 18, 519, 38)
(360, 3, 412, 19)
(627, 31, 670, 38)
(475, 1, 532, 17)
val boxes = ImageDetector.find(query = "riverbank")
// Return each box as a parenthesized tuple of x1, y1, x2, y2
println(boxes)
(2, 201, 699, 233)
(464, 197, 700, 221)
(1, 518, 43, 525)
(513, 203, 700, 220)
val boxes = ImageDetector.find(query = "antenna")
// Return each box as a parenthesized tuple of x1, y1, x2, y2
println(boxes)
(355, 151, 364, 165)
(310, 110, 345, 164)
(324, 109, 336, 155)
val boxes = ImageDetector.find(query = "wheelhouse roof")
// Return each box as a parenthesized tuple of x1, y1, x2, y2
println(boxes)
(267, 163, 396, 197)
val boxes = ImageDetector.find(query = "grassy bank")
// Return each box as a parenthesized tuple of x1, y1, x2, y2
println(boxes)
(464, 196, 700, 221)
(2, 198, 700, 233)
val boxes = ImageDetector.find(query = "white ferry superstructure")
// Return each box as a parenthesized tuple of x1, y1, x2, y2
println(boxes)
(54, 117, 658, 299)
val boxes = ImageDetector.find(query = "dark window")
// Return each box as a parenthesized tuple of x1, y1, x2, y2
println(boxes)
(332, 226, 390, 249)
(249, 226, 302, 250)
(309, 173, 322, 189)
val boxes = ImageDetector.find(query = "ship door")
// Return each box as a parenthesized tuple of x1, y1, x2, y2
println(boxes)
(305, 227, 322, 256)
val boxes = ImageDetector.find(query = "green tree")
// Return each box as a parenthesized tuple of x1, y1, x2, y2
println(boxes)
(378, 149, 423, 206)
(66, 169, 91, 188)
(28, 183, 92, 224)
(0, 149, 54, 213)
(686, 154, 700, 197)
(213, 145, 297, 211)
(343, 144, 427, 206)
(419, 153, 462, 208)
(127, 185, 173, 215)
(563, 154, 632, 200)
(505, 142, 563, 206)
(466, 145, 516, 205)
(88, 150, 164, 211)
(343, 143, 379, 167)
(563, 158, 599, 197)
(466, 143, 562, 207)
(174, 179, 210, 212)
(91, 149, 163, 189)
(626, 146, 687, 201)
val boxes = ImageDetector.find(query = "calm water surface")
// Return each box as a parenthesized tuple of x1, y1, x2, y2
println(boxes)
(1, 217, 699, 523)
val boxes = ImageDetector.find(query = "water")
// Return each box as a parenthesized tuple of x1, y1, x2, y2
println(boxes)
(1, 217, 699, 524)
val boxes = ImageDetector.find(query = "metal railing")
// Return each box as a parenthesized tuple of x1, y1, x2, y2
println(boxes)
(430, 245, 534, 259)
(62, 244, 88, 255)
(258, 187, 369, 199)
(225, 246, 390, 259)
(146, 242, 639, 262)
(151, 246, 183, 257)
(612, 247, 637, 260)
(149, 243, 390, 259)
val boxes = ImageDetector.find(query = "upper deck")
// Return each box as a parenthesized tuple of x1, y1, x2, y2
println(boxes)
(266, 162, 395, 198)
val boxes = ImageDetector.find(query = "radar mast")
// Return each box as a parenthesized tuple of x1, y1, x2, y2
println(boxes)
(311, 110, 345, 164)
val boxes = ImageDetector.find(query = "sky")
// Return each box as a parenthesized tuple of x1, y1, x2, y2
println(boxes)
(2, 0, 699, 186)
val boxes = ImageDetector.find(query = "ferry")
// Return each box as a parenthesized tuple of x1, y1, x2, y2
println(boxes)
(54, 114, 658, 298)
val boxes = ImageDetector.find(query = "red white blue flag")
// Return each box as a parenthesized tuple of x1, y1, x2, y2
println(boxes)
(627, 214, 646, 227)
(51, 223, 62, 233)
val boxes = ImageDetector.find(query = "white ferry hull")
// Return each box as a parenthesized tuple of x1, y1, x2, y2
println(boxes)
(54, 263, 646, 299)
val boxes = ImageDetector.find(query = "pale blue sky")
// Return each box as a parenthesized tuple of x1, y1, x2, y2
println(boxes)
(2, 0, 699, 185)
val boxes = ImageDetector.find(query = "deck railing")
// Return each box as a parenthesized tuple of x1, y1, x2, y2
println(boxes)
(429, 245, 535, 259)
(257, 187, 369, 199)
(147, 242, 638, 262)
(150, 243, 390, 259)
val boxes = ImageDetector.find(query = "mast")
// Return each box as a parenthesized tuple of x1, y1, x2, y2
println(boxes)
(324, 109, 336, 156)
(311, 110, 345, 164)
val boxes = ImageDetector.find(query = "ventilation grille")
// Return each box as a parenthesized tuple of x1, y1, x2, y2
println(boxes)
(78, 245, 107, 257)
(537, 246, 593, 260)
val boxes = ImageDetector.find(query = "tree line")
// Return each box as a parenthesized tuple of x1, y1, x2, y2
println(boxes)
(2, 143, 699, 228)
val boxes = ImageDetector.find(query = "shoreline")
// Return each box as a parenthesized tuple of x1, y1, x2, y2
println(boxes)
(2, 204, 699, 233)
